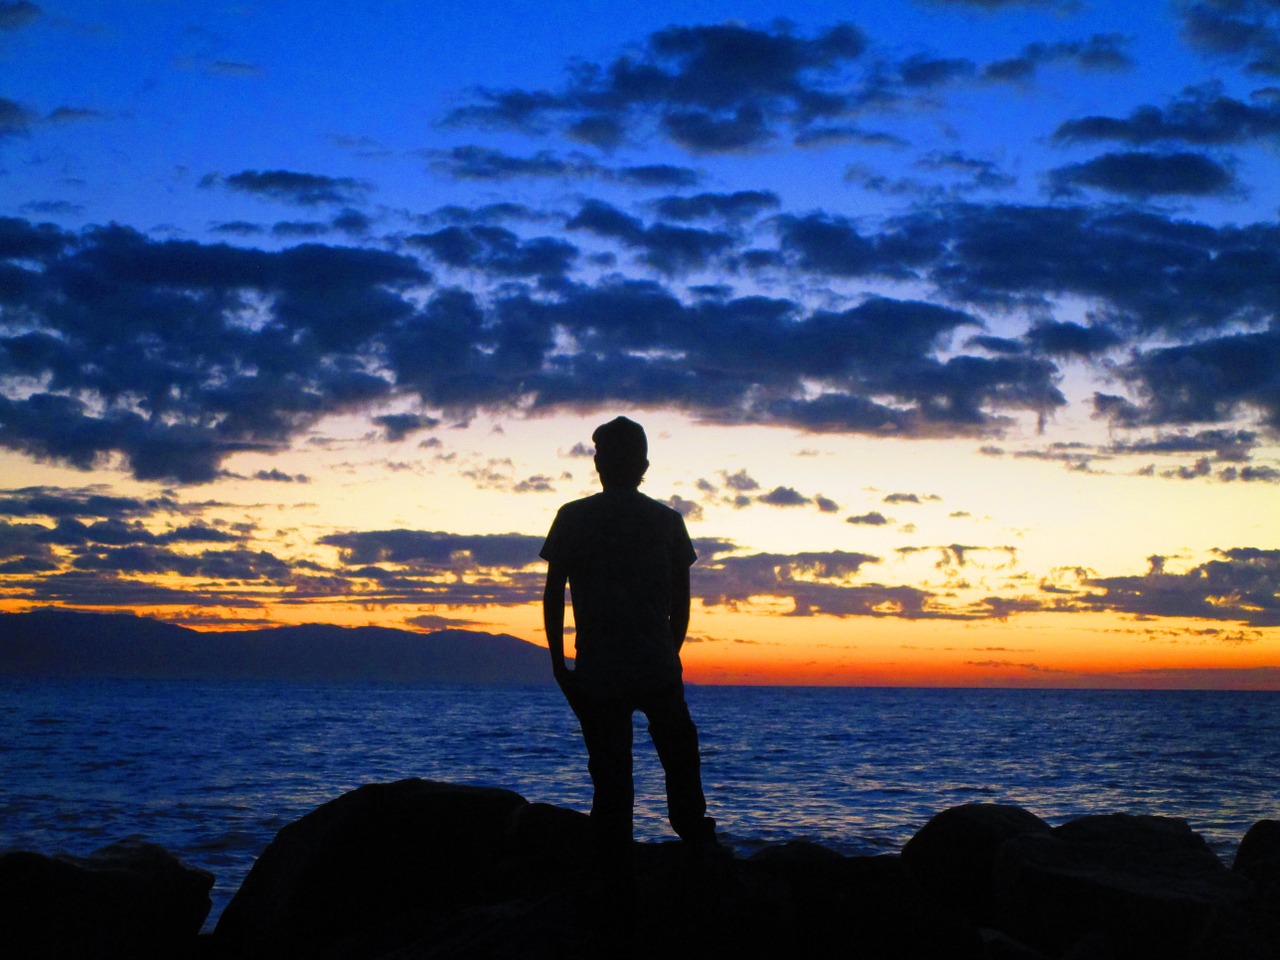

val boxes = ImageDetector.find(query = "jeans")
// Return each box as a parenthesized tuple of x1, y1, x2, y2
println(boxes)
(566, 677, 715, 863)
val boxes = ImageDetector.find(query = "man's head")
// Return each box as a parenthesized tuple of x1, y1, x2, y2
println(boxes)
(592, 416, 649, 489)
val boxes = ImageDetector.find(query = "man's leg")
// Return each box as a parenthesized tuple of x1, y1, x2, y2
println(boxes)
(641, 682, 716, 845)
(571, 691, 637, 871)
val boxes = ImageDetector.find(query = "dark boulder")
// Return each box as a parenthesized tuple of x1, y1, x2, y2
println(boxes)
(0, 836, 213, 959)
(901, 802, 1053, 925)
(213, 778, 528, 959)
(994, 813, 1256, 959)
(1235, 820, 1280, 893)
(210, 778, 991, 959)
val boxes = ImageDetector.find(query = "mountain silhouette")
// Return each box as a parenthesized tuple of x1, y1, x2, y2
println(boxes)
(0, 610, 557, 684)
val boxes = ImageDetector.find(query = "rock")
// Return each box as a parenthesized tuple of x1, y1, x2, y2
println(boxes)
(1235, 820, 1280, 959)
(994, 813, 1257, 960)
(0, 836, 213, 959)
(12, 783, 1251, 959)
(211, 779, 991, 959)
(1235, 820, 1280, 893)
(901, 802, 1052, 925)
(213, 777, 528, 959)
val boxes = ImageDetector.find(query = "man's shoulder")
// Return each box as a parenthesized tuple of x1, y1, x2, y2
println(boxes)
(555, 490, 686, 522)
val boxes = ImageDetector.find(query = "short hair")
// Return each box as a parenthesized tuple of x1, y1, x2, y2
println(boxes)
(592, 416, 648, 487)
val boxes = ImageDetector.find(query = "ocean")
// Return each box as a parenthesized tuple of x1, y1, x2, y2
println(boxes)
(2, 680, 1277, 929)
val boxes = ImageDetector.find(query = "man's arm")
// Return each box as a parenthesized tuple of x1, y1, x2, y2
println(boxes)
(670, 562, 691, 653)
(543, 560, 572, 683)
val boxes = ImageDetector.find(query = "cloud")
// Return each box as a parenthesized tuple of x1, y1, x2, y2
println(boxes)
(1178, 0, 1280, 76)
(407, 612, 485, 630)
(566, 199, 734, 273)
(1049, 151, 1238, 198)
(428, 146, 702, 189)
(201, 169, 371, 206)
(408, 225, 578, 280)
(0, 2, 39, 30)
(757, 485, 810, 507)
(209, 60, 263, 77)
(847, 511, 890, 525)
(651, 190, 780, 222)
(1111, 328, 1280, 429)
(320, 529, 543, 570)
(4, 183, 1278, 487)
(1107, 428, 1260, 461)
(982, 34, 1133, 82)
(693, 549, 972, 619)
(666, 494, 703, 520)
(1081, 548, 1280, 626)
(0, 222, 426, 482)
(1053, 82, 1280, 145)
(909, 203, 1280, 342)
(0, 96, 36, 137)
(445, 22, 870, 154)
(1024, 320, 1122, 358)
(373, 413, 440, 443)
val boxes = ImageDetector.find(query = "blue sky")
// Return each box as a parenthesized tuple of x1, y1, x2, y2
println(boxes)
(2, 0, 1280, 685)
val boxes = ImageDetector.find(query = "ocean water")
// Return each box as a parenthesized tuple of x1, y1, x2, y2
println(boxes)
(2, 680, 1278, 929)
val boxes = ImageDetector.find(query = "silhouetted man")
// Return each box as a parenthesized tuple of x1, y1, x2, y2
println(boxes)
(541, 416, 716, 884)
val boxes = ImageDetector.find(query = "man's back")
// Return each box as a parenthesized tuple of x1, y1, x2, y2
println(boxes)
(541, 488, 695, 694)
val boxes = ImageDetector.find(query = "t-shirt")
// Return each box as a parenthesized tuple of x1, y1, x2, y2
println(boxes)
(540, 488, 697, 694)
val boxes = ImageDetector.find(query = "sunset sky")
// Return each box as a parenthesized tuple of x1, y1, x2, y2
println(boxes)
(2, 0, 1279, 687)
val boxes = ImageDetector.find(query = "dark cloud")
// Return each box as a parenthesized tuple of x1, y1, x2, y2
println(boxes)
(0, 96, 36, 137)
(566, 199, 734, 273)
(915, 152, 1016, 191)
(1049, 150, 1238, 198)
(271, 220, 329, 238)
(408, 225, 578, 280)
(793, 125, 909, 148)
(1112, 329, 1280, 429)
(212, 220, 263, 236)
(651, 190, 780, 222)
(694, 549, 971, 619)
(665, 494, 703, 520)
(847, 511, 890, 525)
(0, 487, 180, 519)
(0, 2, 40, 30)
(201, 170, 371, 206)
(320, 529, 543, 570)
(614, 164, 702, 188)
(885, 492, 939, 504)
(1178, 0, 1280, 76)
(0, 222, 426, 482)
(1053, 83, 1280, 145)
(776, 212, 941, 278)
(373, 413, 440, 443)
(1024, 320, 1122, 358)
(1082, 548, 1280, 626)
(445, 22, 869, 154)
(4, 183, 1277, 487)
(757, 485, 810, 507)
(430, 146, 599, 180)
(428, 146, 702, 189)
(910, 203, 1280, 341)
(900, 54, 976, 88)
(209, 60, 263, 77)
(253, 468, 308, 483)
(982, 34, 1133, 82)
(1107, 428, 1260, 461)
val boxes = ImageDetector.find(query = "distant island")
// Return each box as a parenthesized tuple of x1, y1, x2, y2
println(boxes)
(0, 609, 557, 684)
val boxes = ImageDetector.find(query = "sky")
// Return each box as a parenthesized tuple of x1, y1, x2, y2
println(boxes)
(2, 0, 1279, 688)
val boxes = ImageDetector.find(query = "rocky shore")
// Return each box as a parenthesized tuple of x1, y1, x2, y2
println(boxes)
(2, 778, 1277, 959)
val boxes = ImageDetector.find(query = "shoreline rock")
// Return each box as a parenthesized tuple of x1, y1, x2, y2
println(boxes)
(2, 781, 1277, 959)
